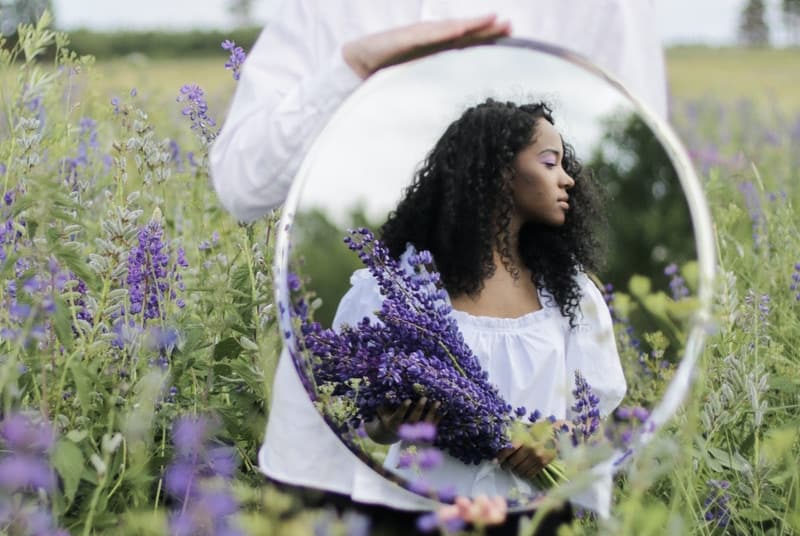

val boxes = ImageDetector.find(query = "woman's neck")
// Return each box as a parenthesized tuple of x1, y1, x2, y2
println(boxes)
(449, 248, 541, 319)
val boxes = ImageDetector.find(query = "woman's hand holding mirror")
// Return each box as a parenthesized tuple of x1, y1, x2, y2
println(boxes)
(342, 14, 511, 80)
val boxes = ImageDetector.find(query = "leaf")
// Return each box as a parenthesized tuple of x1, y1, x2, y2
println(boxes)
(213, 337, 243, 361)
(55, 246, 98, 291)
(708, 446, 748, 470)
(69, 361, 93, 415)
(768, 376, 800, 394)
(628, 275, 652, 298)
(642, 292, 670, 322)
(52, 297, 75, 352)
(66, 429, 88, 443)
(739, 507, 773, 522)
(52, 439, 84, 505)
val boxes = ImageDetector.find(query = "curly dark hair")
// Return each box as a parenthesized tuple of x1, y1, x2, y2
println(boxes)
(379, 98, 606, 324)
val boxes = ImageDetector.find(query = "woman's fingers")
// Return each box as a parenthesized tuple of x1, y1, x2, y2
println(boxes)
(514, 453, 543, 479)
(381, 399, 412, 429)
(343, 15, 511, 79)
(505, 446, 532, 473)
(406, 397, 429, 423)
(410, 15, 507, 48)
(423, 400, 443, 423)
(497, 443, 521, 469)
(376, 398, 444, 437)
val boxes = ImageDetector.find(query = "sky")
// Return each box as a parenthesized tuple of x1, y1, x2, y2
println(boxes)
(44, 0, 795, 46)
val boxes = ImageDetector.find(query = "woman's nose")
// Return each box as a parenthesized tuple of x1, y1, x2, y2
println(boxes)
(561, 170, 575, 190)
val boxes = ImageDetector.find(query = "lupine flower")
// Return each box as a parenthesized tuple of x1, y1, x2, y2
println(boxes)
(165, 415, 242, 536)
(198, 231, 219, 251)
(398, 422, 437, 443)
(221, 40, 246, 81)
(168, 139, 184, 172)
(744, 290, 770, 324)
(608, 405, 651, 450)
(600, 282, 620, 322)
(792, 263, 800, 301)
(570, 370, 601, 444)
(702, 479, 731, 528)
(296, 229, 515, 465)
(177, 84, 217, 146)
(0, 189, 24, 264)
(126, 218, 187, 323)
(0, 414, 67, 536)
(665, 263, 690, 300)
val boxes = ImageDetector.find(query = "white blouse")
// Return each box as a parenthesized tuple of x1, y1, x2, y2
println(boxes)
(261, 245, 626, 514)
(335, 248, 627, 502)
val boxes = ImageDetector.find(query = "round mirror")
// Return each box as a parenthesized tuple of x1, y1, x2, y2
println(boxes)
(274, 39, 715, 514)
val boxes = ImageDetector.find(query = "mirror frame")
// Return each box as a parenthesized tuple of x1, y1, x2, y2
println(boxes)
(273, 37, 716, 512)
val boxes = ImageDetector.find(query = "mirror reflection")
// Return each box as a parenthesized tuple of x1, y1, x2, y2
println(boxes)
(282, 45, 698, 510)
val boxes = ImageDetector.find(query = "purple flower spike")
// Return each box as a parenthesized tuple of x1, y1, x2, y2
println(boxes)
(166, 414, 241, 536)
(632, 407, 649, 422)
(125, 219, 187, 329)
(571, 370, 601, 443)
(397, 451, 416, 469)
(615, 407, 632, 420)
(177, 84, 217, 145)
(221, 39, 246, 81)
(1, 414, 55, 452)
(417, 448, 444, 470)
(398, 422, 437, 443)
(416, 512, 439, 533)
(702, 479, 731, 528)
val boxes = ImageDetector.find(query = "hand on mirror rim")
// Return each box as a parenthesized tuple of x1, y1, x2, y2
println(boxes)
(342, 14, 512, 80)
(364, 397, 444, 445)
(496, 441, 556, 481)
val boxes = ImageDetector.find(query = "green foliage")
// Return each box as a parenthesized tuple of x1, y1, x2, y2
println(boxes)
(65, 27, 263, 60)
(292, 206, 378, 327)
(589, 112, 696, 291)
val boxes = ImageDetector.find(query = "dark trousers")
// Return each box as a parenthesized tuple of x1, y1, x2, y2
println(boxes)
(267, 477, 574, 535)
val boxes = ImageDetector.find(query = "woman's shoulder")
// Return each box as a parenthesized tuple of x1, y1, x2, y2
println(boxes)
(570, 270, 613, 331)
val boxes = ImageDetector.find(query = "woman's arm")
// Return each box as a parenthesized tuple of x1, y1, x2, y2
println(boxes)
(210, 4, 509, 223)
(210, 0, 362, 222)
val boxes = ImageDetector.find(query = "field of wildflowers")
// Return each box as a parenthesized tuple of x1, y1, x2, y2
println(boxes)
(0, 14, 798, 535)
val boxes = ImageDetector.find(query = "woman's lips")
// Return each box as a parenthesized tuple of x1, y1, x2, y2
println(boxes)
(558, 200, 570, 210)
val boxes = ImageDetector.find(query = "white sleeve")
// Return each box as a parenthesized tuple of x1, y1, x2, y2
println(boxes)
(210, 0, 362, 222)
(565, 272, 627, 418)
(332, 268, 384, 331)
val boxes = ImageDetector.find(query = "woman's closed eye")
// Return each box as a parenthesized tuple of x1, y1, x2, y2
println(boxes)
(540, 158, 558, 169)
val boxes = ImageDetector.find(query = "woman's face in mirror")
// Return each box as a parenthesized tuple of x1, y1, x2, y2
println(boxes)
(510, 118, 576, 228)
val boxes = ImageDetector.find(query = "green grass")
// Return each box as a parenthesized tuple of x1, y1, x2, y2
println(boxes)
(666, 46, 800, 111)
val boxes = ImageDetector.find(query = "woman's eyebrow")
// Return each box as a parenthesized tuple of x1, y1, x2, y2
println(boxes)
(537, 148, 561, 156)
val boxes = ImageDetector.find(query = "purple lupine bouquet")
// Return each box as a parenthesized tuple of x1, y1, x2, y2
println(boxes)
(296, 228, 513, 465)
(292, 228, 607, 479)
